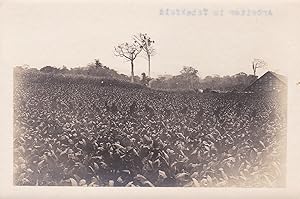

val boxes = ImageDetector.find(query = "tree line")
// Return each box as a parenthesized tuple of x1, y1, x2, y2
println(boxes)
(150, 66, 258, 92)
(15, 32, 269, 91)
(16, 63, 257, 92)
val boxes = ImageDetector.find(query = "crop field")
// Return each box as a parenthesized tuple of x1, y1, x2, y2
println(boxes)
(13, 72, 287, 187)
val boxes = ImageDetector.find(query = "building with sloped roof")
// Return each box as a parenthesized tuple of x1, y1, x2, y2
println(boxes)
(245, 71, 287, 92)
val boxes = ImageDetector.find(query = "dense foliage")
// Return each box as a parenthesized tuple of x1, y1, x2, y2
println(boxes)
(150, 71, 258, 91)
(24, 62, 258, 91)
(14, 70, 286, 187)
(39, 60, 133, 82)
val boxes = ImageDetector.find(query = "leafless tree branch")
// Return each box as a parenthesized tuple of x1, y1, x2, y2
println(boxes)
(114, 42, 142, 82)
(252, 58, 267, 76)
(133, 33, 155, 77)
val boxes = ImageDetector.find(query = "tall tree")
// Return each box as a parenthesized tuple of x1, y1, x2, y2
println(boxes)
(114, 42, 143, 82)
(178, 66, 200, 89)
(180, 66, 198, 75)
(252, 58, 267, 76)
(133, 33, 155, 77)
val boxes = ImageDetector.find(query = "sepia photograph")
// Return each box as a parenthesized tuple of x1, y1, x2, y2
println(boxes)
(1, 0, 300, 198)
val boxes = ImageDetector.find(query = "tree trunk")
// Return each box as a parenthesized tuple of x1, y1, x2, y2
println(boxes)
(131, 60, 134, 83)
(148, 55, 151, 77)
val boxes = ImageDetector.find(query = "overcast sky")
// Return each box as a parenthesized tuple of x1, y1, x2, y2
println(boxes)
(1, 0, 299, 80)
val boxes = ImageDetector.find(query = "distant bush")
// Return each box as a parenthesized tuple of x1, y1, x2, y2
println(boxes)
(40, 66, 60, 73)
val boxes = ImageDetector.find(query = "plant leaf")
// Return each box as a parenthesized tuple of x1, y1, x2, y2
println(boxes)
(192, 178, 200, 187)
(70, 178, 78, 186)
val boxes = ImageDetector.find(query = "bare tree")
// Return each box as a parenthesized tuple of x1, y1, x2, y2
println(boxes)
(133, 33, 155, 77)
(114, 42, 142, 82)
(252, 58, 267, 76)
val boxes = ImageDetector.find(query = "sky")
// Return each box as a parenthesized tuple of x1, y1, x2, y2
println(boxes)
(1, 0, 300, 80)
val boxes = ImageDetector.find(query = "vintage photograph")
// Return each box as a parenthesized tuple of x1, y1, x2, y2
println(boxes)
(2, 0, 295, 189)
